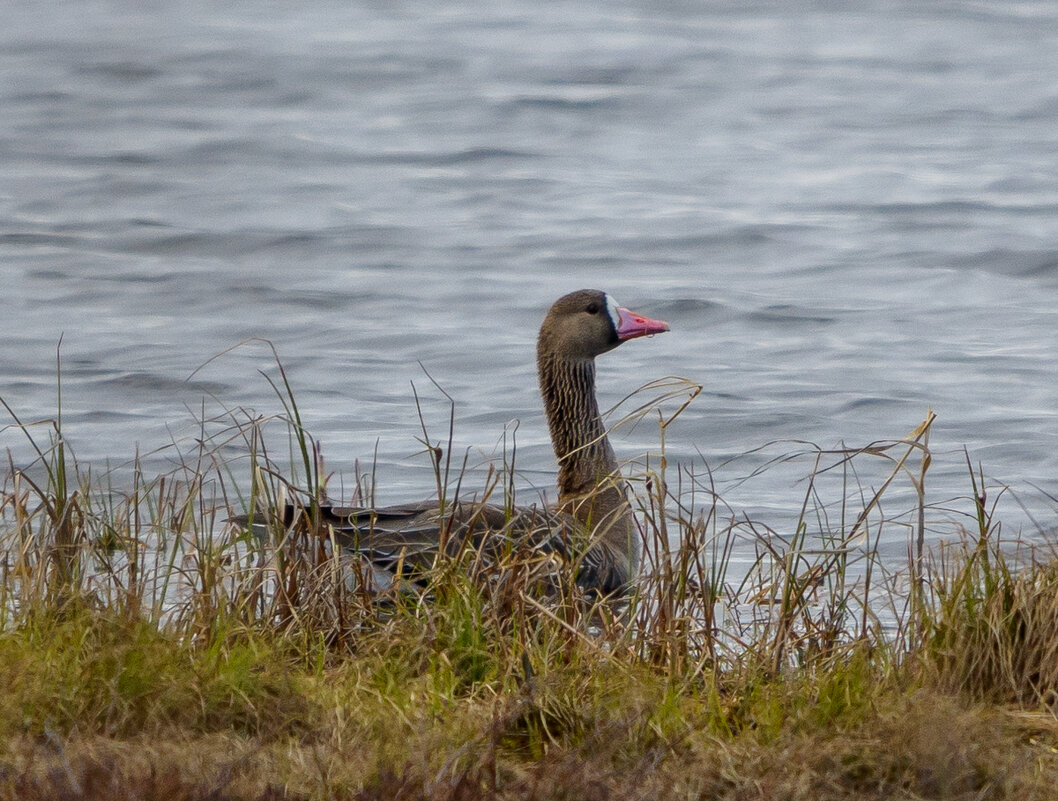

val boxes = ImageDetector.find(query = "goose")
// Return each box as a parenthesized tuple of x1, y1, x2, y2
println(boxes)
(259, 289, 669, 598)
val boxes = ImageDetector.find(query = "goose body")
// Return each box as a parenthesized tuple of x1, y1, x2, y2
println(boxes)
(273, 290, 668, 597)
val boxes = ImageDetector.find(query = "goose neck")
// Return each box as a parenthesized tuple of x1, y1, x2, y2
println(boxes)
(537, 354, 619, 503)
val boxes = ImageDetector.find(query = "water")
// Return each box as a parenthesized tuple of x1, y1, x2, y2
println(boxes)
(4, 1, 1058, 560)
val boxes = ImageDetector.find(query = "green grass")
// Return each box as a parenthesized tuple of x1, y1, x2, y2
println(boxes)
(1, 367, 1058, 799)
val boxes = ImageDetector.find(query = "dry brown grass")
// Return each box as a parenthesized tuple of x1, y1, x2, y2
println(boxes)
(3, 367, 1058, 799)
(2, 689, 1056, 801)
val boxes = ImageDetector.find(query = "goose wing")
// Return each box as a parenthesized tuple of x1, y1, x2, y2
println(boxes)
(273, 500, 580, 579)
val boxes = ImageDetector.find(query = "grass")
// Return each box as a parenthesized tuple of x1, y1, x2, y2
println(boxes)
(1, 357, 1058, 799)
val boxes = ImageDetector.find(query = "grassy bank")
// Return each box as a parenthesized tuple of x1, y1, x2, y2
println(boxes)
(2, 379, 1058, 800)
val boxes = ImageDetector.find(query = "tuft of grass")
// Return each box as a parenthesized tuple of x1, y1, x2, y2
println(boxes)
(918, 463, 1058, 705)
(0, 604, 314, 739)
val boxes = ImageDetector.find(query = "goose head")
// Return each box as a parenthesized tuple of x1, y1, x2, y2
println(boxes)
(536, 289, 669, 362)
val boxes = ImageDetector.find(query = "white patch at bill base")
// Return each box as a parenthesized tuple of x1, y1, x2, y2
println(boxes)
(605, 294, 621, 330)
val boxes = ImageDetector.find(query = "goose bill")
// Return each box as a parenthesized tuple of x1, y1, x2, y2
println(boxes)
(615, 307, 670, 341)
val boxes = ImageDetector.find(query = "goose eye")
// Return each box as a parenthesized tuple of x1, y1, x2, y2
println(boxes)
(585, 303, 599, 315)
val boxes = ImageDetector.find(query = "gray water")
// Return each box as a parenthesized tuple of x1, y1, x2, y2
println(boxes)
(4, 1, 1058, 558)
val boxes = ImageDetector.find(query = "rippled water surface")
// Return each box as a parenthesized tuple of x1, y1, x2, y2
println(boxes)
(4, 1, 1058, 554)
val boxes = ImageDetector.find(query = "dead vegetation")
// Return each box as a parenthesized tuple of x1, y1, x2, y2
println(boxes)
(2, 361, 1058, 800)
